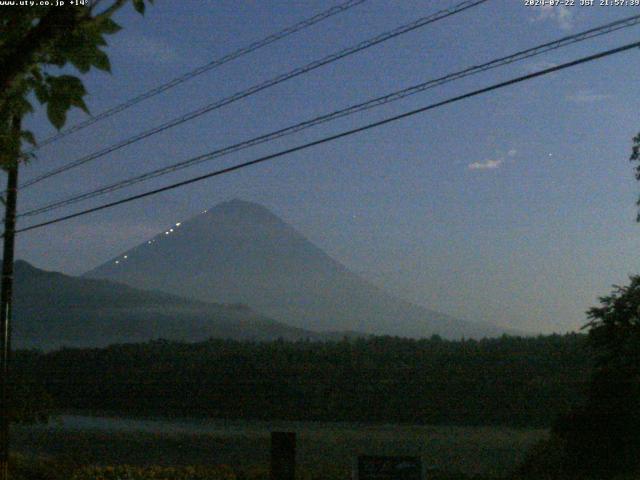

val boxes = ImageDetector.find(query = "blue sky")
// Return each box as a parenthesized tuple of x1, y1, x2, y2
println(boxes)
(15, 0, 640, 333)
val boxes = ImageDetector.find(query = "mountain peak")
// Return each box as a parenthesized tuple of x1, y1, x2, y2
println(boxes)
(216, 198, 262, 209)
(204, 198, 284, 222)
(14, 259, 34, 269)
(85, 200, 508, 339)
(13, 261, 328, 350)
(14, 259, 41, 274)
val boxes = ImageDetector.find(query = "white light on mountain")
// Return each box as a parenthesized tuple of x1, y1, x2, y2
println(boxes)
(165, 231, 169, 235)
(169, 229, 174, 233)
(115, 260, 119, 264)
(123, 255, 128, 259)
(175, 222, 181, 227)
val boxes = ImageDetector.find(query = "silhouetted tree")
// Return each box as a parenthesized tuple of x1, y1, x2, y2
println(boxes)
(12, 334, 590, 427)
(554, 278, 640, 478)
(1, 0, 154, 160)
(0, 5, 153, 475)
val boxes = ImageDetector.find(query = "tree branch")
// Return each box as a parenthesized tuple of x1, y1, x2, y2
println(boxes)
(0, 9, 75, 94)
(94, 0, 128, 20)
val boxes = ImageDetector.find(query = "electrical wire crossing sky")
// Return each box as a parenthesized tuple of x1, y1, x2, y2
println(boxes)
(18, 13, 640, 219)
(14, 0, 640, 335)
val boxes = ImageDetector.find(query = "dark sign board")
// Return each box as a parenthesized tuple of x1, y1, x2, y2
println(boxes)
(355, 455, 422, 480)
(270, 432, 296, 480)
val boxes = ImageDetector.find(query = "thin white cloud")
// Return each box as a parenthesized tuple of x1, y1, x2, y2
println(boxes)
(468, 159, 503, 170)
(534, 5, 574, 31)
(508, 149, 517, 157)
(566, 89, 611, 104)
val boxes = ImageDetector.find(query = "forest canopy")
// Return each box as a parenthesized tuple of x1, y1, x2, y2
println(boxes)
(14, 333, 590, 427)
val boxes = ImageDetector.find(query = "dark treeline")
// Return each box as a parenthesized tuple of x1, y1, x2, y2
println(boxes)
(14, 334, 591, 427)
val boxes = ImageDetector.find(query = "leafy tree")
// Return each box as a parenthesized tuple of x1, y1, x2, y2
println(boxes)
(553, 278, 640, 478)
(519, 124, 640, 480)
(15, 334, 590, 427)
(0, 0, 153, 163)
(0, 3, 153, 475)
(631, 132, 640, 220)
(585, 279, 640, 378)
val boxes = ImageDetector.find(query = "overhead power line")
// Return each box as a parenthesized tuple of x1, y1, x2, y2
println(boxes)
(19, 0, 489, 190)
(32, 0, 369, 150)
(18, 13, 640, 219)
(15, 40, 640, 235)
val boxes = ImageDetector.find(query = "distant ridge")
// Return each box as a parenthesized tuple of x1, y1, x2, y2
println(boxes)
(85, 199, 509, 339)
(12, 260, 347, 351)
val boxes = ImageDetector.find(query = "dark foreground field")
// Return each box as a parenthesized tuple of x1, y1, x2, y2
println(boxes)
(13, 416, 548, 479)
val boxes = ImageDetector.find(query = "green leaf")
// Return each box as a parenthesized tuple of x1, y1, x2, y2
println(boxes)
(70, 95, 89, 115)
(16, 96, 34, 116)
(99, 17, 122, 35)
(21, 130, 36, 146)
(93, 49, 111, 73)
(68, 48, 94, 73)
(43, 75, 89, 128)
(33, 82, 49, 104)
(46, 100, 66, 130)
(133, 0, 145, 15)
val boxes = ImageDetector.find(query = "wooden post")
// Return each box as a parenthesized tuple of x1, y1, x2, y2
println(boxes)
(0, 116, 20, 480)
(270, 431, 296, 480)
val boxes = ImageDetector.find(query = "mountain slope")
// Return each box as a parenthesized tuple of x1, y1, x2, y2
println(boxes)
(85, 199, 508, 339)
(13, 260, 330, 350)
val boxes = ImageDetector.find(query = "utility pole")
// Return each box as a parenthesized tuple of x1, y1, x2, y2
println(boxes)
(0, 116, 20, 480)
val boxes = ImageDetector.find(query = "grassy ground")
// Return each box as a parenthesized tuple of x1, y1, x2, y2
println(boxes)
(13, 417, 548, 478)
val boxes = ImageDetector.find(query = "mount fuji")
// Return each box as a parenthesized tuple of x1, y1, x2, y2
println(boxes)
(85, 199, 509, 339)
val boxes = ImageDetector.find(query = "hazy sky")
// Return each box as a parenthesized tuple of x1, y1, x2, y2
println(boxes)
(15, 0, 640, 334)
